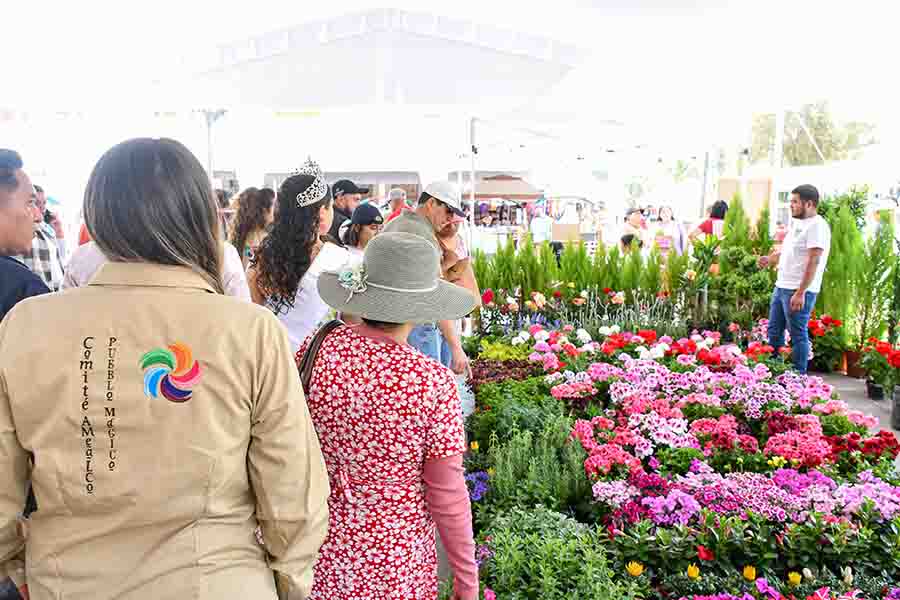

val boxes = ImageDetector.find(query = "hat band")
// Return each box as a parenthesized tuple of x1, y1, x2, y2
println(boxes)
(367, 281, 438, 294)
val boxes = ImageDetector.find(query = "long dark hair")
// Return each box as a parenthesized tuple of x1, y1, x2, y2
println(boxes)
(84, 138, 224, 294)
(254, 174, 331, 314)
(228, 187, 274, 256)
(710, 200, 729, 220)
(342, 223, 364, 248)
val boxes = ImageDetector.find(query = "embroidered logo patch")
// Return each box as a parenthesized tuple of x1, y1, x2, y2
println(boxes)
(140, 342, 202, 403)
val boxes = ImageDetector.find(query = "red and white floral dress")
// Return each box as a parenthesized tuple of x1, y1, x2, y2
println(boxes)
(297, 325, 465, 600)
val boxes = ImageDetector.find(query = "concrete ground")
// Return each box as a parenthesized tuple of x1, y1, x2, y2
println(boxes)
(820, 373, 898, 434)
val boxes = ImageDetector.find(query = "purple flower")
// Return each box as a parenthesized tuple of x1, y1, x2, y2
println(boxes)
(465, 471, 490, 502)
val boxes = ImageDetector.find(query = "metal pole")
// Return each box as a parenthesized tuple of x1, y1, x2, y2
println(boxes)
(469, 117, 477, 235)
(204, 109, 226, 177)
(700, 150, 710, 220)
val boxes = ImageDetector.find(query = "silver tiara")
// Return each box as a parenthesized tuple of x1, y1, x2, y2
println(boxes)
(292, 158, 329, 207)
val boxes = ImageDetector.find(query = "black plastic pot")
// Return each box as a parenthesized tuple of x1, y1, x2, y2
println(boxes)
(867, 380, 886, 400)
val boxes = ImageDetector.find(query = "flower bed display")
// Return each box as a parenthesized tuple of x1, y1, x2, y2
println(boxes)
(454, 323, 900, 600)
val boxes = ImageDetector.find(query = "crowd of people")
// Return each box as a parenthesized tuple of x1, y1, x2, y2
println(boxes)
(0, 138, 830, 600)
(0, 141, 480, 600)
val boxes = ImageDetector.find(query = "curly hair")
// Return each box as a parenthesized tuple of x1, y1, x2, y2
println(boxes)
(228, 187, 274, 257)
(254, 175, 331, 314)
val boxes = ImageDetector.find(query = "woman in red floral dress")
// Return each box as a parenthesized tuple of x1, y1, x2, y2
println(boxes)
(298, 232, 479, 600)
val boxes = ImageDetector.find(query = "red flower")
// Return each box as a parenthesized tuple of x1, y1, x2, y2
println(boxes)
(890, 350, 900, 369)
(603, 287, 612, 295)
(481, 289, 494, 305)
(553, 290, 563, 299)
(876, 341, 892, 356)
(696, 545, 715, 561)
(812, 327, 826, 337)
(832, 319, 842, 327)
(637, 330, 658, 344)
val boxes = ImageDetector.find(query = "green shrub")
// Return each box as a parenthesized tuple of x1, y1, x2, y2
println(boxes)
(655, 447, 705, 477)
(819, 413, 868, 437)
(487, 415, 591, 517)
(468, 378, 563, 450)
(477, 339, 533, 362)
(479, 506, 643, 600)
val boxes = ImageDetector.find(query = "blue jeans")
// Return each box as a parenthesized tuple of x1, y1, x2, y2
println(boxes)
(439, 336, 453, 368)
(408, 324, 444, 364)
(767, 287, 817, 374)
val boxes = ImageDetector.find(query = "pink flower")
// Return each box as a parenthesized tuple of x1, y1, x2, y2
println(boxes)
(563, 324, 575, 333)
(528, 324, 544, 336)
(533, 341, 552, 353)
(484, 589, 497, 600)
(728, 322, 741, 333)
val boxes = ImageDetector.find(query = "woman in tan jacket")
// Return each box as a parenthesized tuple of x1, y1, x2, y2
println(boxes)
(0, 138, 330, 600)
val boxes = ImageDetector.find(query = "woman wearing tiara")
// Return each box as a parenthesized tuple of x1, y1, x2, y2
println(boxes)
(249, 161, 350, 349)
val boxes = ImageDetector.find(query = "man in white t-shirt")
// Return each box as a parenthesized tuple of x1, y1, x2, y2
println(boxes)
(758, 184, 831, 374)
(529, 207, 553, 244)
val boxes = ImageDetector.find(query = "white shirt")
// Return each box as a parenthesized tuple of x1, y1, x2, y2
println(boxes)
(273, 242, 350, 350)
(530, 215, 553, 244)
(62, 241, 252, 302)
(776, 214, 831, 294)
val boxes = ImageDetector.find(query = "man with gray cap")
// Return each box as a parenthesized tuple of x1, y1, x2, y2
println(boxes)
(385, 188, 409, 224)
(384, 181, 477, 375)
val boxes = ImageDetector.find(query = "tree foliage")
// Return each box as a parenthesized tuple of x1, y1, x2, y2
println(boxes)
(751, 101, 876, 167)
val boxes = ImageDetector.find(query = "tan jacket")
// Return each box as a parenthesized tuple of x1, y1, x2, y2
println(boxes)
(0, 263, 330, 600)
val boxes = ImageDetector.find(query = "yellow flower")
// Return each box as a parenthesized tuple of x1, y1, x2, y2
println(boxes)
(684, 269, 697, 281)
(743, 565, 757, 581)
(788, 571, 802, 586)
(767, 456, 787, 468)
(687, 564, 700, 579)
(567, 282, 576, 289)
(470, 441, 479, 452)
(625, 561, 644, 577)
(525, 300, 537, 311)
(487, 468, 495, 477)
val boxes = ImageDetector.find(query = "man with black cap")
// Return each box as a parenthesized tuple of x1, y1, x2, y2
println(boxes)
(384, 181, 478, 376)
(328, 179, 369, 245)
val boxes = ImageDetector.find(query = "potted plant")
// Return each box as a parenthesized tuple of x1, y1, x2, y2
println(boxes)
(860, 339, 897, 400)
(808, 314, 846, 373)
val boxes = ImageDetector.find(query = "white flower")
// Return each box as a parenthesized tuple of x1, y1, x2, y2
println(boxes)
(695, 341, 708, 351)
(533, 331, 550, 343)
(576, 329, 592, 343)
(728, 345, 743, 356)
(650, 346, 666, 359)
(610, 325, 621, 334)
(655, 343, 670, 353)
(519, 330, 531, 340)
(638, 348, 652, 360)
(511, 336, 524, 346)
(579, 289, 589, 298)
(691, 334, 703, 343)
(506, 296, 517, 305)
(705, 336, 716, 347)
(598, 326, 612, 337)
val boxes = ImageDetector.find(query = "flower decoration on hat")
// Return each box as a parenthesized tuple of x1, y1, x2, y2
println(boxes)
(337, 263, 368, 301)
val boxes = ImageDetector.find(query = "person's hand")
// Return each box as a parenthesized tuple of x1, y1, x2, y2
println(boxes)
(18, 584, 30, 600)
(450, 344, 470, 376)
(790, 290, 806, 313)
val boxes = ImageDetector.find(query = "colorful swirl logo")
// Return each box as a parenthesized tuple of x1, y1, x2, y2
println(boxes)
(140, 342, 202, 403)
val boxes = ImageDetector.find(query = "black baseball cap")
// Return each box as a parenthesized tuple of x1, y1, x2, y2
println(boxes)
(350, 203, 384, 226)
(333, 179, 369, 196)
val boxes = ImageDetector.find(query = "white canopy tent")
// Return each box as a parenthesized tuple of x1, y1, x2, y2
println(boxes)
(2, 0, 898, 214)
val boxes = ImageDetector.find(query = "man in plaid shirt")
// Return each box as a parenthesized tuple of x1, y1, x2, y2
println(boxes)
(11, 185, 64, 292)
